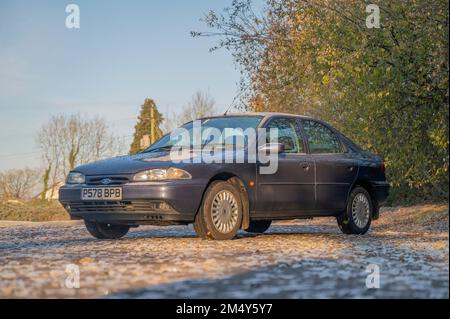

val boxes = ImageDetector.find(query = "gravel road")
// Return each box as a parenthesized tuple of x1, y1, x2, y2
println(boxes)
(0, 206, 448, 298)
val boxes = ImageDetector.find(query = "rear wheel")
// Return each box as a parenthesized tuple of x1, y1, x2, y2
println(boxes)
(337, 186, 372, 235)
(245, 220, 272, 233)
(84, 221, 129, 239)
(194, 181, 243, 240)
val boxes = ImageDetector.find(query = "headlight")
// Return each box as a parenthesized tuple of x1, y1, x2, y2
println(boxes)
(133, 167, 192, 181)
(66, 172, 85, 184)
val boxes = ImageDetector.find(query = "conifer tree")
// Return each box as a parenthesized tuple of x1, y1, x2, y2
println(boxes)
(129, 98, 164, 154)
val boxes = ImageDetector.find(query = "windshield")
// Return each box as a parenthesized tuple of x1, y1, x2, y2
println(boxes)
(144, 116, 262, 152)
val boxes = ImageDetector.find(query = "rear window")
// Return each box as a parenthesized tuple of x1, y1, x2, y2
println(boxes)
(302, 120, 342, 154)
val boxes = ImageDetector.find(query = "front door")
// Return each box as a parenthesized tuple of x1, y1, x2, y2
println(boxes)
(256, 117, 315, 215)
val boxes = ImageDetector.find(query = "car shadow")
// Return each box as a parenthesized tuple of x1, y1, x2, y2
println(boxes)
(104, 256, 446, 299)
(103, 259, 371, 299)
(128, 224, 340, 239)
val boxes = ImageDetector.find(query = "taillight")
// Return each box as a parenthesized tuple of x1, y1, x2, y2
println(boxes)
(380, 162, 386, 174)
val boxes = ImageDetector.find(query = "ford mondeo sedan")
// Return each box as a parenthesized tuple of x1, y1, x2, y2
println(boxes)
(59, 113, 389, 240)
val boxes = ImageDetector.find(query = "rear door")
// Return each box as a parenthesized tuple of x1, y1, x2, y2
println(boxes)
(301, 119, 357, 212)
(256, 117, 315, 214)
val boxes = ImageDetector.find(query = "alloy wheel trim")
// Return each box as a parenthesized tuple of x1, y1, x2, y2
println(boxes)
(211, 190, 239, 233)
(351, 193, 370, 229)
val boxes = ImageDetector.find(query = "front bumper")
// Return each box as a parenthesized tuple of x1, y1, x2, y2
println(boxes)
(58, 181, 206, 225)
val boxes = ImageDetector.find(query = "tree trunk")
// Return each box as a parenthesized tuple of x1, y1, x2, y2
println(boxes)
(41, 166, 51, 201)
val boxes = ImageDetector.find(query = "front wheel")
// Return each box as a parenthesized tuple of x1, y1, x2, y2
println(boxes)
(194, 181, 243, 240)
(84, 221, 129, 239)
(337, 186, 372, 235)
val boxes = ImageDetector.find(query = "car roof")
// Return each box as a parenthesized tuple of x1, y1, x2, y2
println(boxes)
(199, 112, 314, 121)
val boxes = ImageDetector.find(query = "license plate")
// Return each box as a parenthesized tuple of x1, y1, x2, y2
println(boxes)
(81, 187, 122, 200)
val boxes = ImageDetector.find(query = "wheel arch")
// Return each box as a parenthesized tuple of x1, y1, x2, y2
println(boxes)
(350, 179, 380, 220)
(197, 172, 250, 230)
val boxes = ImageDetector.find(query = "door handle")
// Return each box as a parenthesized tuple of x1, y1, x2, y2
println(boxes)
(348, 166, 354, 172)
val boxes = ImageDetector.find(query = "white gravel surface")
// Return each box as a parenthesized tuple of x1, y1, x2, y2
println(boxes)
(0, 207, 448, 299)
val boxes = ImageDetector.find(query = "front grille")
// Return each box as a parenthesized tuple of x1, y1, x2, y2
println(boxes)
(86, 176, 130, 185)
(67, 200, 172, 213)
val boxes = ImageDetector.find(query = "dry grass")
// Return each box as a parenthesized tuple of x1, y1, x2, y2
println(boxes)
(378, 203, 449, 231)
(0, 199, 69, 222)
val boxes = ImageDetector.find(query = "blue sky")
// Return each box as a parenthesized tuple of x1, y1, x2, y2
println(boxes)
(0, 0, 263, 170)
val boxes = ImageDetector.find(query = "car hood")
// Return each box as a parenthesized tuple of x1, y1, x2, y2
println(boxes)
(72, 149, 234, 176)
(73, 152, 191, 175)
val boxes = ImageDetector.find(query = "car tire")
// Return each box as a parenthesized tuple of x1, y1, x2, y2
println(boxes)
(245, 220, 272, 233)
(84, 221, 129, 239)
(199, 181, 243, 240)
(337, 186, 372, 235)
(192, 207, 209, 239)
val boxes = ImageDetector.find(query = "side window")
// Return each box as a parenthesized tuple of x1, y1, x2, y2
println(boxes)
(302, 120, 342, 154)
(266, 118, 305, 153)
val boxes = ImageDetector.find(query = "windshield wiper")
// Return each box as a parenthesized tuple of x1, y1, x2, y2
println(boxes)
(143, 145, 174, 153)
(144, 143, 237, 153)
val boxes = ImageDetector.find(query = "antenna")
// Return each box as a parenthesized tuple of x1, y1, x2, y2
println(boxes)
(223, 104, 233, 116)
(223, 88, 242, 115)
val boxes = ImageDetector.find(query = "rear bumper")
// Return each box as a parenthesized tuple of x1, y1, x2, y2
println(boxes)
(370, 181, 390, 205)
(58, 181, 206, 225)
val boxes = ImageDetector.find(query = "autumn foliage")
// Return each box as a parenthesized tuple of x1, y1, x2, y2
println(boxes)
(197, 0, 449, 203)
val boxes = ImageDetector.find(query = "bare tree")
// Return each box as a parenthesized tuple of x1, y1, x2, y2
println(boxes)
(0, 168, 41, 200)
(36, 114, 125, 198)
(37, 115, 65, 199)
(160, 111, 179, 134)
(181, 90, 216, 123)
(162, 90, 217, 133)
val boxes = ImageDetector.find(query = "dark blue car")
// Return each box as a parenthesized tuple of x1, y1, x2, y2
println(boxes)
(59, 113, 389, 240)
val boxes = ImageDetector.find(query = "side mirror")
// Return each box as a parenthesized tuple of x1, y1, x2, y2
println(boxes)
(259, 142, 285, 154)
